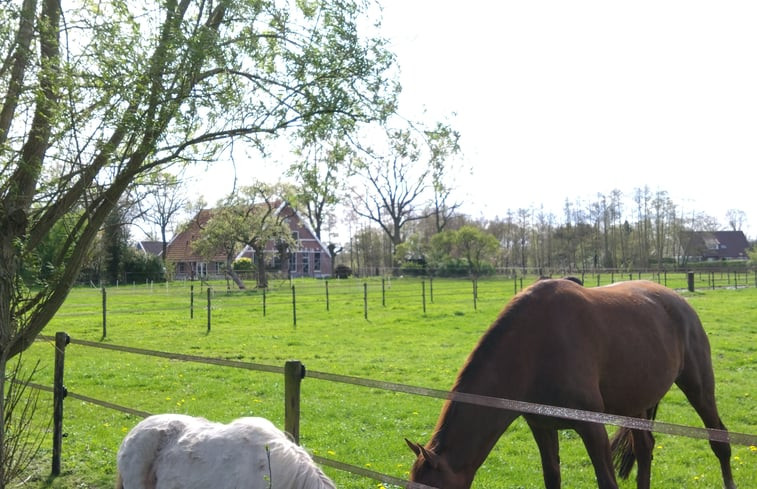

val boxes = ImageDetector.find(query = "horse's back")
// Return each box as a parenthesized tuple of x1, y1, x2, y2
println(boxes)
(117, 415, 293, 489)
(484, 279, 709, 415)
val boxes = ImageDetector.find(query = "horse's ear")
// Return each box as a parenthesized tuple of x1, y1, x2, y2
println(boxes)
(405, 439, 441, 469)
(418, 445, 441, 469)
(405, 438, 421, 456)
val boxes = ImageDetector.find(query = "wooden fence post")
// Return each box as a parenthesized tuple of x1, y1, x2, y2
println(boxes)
(687, 271, 695, 292)
(206, 287, 211, 333)
(284, 360, 305, 445)
(325, 280, 330, 312)
(101, 287, 107, 339)
(363, 282, 368, 320)
(52, 332, 70, 476)
(292, 285, 297, 328)
(190, 285, 194, 319)
(421, 280, 426, 314)
(381, 278, 386, 307)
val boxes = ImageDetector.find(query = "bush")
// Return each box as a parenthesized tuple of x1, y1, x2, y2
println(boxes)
(123, 249, 165, 283)
(233, 257, 254, 271)
(334, 264, 352, 279)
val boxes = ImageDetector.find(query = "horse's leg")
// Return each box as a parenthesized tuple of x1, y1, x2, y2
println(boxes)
(574, 422, 618, 489)
(676, 371, 737, 489)
(526, 420, 561, 489)
(630, 428, 654, 489)
(630, 405, 657, 489)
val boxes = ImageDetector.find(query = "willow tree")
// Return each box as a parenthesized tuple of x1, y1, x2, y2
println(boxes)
(0, 0, 396, 483)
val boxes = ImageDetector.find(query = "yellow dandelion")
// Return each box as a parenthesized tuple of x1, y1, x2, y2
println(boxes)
(327, 450, 336, 456)
(750, 445, 757, 452)
(365, 463, 372, 468)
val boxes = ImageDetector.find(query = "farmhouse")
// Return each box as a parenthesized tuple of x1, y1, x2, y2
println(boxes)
(136, 240, 164, 256)
(164, 202, 332, 280)
(679, 230, 751, 261)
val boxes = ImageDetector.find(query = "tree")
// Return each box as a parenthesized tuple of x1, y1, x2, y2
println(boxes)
(351, 127, 428, 255)
(196, 183, 297, 289)
(453, 225, 499, 278)
(288, 139, 350, 241)
(191, 207, 247, 289)
(132, 172, 189, 261)
(0, 0, 397, 483)
(425, 121, 462, 232)
(101, 205, 131, 285)
(726, 209, 747, 232)
(350, 121, 460, 258)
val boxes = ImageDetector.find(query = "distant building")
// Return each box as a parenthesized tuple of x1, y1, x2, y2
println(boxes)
(136, 241, 164, 257)
(679, 231, 750, 261)
(164, 202, 332, 280)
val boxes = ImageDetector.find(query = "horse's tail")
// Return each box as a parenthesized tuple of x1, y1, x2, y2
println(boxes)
(610, 404, 659, 480)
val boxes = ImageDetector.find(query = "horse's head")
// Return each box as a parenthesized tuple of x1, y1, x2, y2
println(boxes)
(405, 439, 470, 489)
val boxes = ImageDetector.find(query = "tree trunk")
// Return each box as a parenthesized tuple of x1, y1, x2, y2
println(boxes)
(0, 352, 7, 488)
(254, 248, 268, 289)
(225, 256, 246, 289)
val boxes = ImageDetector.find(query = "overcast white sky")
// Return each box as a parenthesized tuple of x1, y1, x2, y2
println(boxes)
(188, 1, 757, 240)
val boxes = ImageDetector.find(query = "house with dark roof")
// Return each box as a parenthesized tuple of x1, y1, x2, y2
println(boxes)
(137, 240, 165, 257)
(164, 202, 333, 280)
(679, 230, 751, 261)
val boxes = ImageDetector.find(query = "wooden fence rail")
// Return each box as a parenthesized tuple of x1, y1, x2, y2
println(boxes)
(39, 332, 757, 488)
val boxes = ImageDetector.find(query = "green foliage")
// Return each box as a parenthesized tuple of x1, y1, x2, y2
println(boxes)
(122, 249, 165, 283)
(101, 208, 131, 285)
(425, 226, 499, 277)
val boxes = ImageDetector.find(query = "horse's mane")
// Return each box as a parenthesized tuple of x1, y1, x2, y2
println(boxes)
(430, 279, 579, 451)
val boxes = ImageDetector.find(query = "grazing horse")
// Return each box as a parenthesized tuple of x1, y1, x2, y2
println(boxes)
(116, 414, 335, 489)
(406, 279, 736, 489)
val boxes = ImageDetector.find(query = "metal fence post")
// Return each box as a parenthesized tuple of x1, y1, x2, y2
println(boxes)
(284, 360, 305, 444)
(52, 332, 70, 476)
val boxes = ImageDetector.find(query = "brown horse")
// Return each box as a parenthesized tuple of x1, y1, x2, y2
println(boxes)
(406, 279, 736, 489)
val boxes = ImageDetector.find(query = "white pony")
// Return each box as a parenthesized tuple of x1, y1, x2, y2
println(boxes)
(116, 414, 335, 489)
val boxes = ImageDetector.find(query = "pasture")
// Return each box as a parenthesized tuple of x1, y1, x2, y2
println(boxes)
(17, 275, 757, 488)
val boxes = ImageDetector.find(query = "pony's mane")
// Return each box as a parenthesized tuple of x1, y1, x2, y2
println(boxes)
(266, 436, 335, 489)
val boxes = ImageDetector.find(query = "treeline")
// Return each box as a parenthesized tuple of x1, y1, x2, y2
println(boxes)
(341, 187, 755, 276)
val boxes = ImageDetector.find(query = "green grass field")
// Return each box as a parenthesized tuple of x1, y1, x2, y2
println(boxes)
(16, 275, 757, 488)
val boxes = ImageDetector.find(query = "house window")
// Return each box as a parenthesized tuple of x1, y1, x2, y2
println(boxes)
(178, 263, 186, 274)
(292, 231, 299, 242)
(302, 254, 310, 275)
(289, 253, 296, 272)
(196, 262, 207, 277)
(314, 252, 321, 272)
